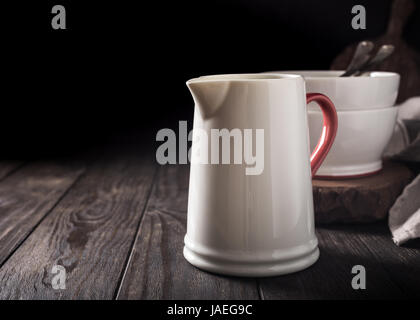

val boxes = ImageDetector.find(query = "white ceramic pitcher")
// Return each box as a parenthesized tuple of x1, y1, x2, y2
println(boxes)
(184, 74, 338, 277)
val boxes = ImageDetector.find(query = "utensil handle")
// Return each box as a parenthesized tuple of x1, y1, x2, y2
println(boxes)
(306, 93, 338, 177)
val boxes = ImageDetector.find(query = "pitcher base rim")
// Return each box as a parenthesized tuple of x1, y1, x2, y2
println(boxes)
(183, 245, 320, 277)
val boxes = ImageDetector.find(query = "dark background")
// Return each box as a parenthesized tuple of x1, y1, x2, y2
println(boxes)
(1, 0, 419, 157)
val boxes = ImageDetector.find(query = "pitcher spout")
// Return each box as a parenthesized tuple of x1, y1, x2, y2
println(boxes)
(186, 77, 230, 119)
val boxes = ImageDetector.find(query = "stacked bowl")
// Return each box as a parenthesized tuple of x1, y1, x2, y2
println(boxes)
(267, 71, 400, 178)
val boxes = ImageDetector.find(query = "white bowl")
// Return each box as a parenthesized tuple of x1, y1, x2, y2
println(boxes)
(308, 107, 398, 177)
(265, 71, 400, 110)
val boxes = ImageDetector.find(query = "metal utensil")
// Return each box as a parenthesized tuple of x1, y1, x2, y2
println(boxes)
(340, 41, 374, 77)
(354, 44, 395, 76)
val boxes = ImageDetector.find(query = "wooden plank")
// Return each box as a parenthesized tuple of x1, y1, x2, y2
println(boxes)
(0, 153, 156, 299)
(0, 161, 85, 267)
(116, 165, 260, 300)
(0, 161, 23, 180)
(349, 223, 420, 298)
(258, 223, 406, 299)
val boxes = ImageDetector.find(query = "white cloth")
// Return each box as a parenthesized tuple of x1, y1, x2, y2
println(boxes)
(386, 97, 420, 245)
(389, 174, 420, 245)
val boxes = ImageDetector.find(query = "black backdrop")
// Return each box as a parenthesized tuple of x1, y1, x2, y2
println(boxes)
(2, 0, 419, 157)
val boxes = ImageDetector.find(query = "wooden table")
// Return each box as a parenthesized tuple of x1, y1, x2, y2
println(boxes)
(0, 147, 419, 300)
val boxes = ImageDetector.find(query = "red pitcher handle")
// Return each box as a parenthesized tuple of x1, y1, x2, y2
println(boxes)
(306, 93, 338, 177)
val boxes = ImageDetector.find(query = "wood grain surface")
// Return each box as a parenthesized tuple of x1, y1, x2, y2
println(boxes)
(0, 162, 85, 267)
(116, 165, 260, 300)
(258, 224, 407, 299)
(350, 223, 420, 297)
(0, 151, 418, 300)
(313, 161, 414, 224)
(0, 161, 23, 181)
(0, 154, 156, 299)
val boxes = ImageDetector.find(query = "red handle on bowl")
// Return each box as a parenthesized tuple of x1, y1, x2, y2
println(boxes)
(307, 93, 338, 177)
